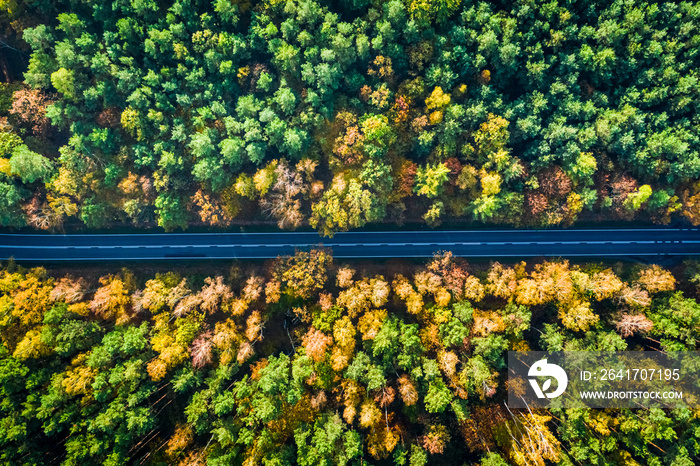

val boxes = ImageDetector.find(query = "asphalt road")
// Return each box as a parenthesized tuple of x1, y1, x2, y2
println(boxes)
(0, 228, 699, 261)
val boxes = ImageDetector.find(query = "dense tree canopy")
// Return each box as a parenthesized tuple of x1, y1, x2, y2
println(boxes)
(0, 0, 699, 232)
(0, 253, 699, 464)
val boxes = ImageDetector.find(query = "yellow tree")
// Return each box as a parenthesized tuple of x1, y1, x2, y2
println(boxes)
(358, 309, 387, 340)
(12, 272, 53, 326)
(12, 329, 51, 360)
(636, 265, 676, 293)
(62, 353, 97, 396)
(279, 250, 332, 299)
(497, 411, 561, 466)
(336, 266, 356, 288)
(558, 299, 599, 332)
(397, 375, 418, 406)
(90, 274, 132, 324)
(147, 311, 198, 381)
(486, 262, 517, 300)
(331, 316, 356, 371)
(589, 270, 624, 300)
(337, 280, 373, 318)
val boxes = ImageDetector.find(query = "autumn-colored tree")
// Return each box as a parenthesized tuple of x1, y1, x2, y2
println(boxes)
(62, 359, 97, 396)
(609, 174, 639, 209)
(472, 310, 506, 337)
(538, 167, 572, 200)
(210, 318, 240, 366)
(525, 192, 548, 218)
(166, 424, 194, 459)
(265, 280, 281, 303)
(393, 159, 418, 201)
(13, 328, 51, 359)
(588, 269, 624, 300)
(414, 270, 442, 297)
(148, 311, 194, 380)
(521, 261, 573, 304)
(486, 263, 517, 299)
(330, 316, 356, 371)
(318, 292, 333, 311)
(174, 294, 203, 318)
(358, 308, 387, 340)
(89, 274, 132, 324)
(198, 276, 232, 314)
(139, 278, 170, 313)
(10, 87, 52, 135)
(336, 267, 355, 288)
(337, 287, 368, 319)
(302, 327, 333, 362)
(190, 331, 214, 369)
(245, 311, 264, 342)
(260, 161, 307, 229)
(7, 271, 52, 328)
(366, 424, 400, 459)
(636, 265, 676, 293)
(368, 55, 394, 81)
(24, 196, 62, 230)
(497, 411, 561, 466)
(460, 404, 506, 453)
(425, 252, 471, 301)
(332, 112, 365, 167)
(463, 276, 486, 302)
(50, 276, 87, 303)
(421, 423, 450, 455)
(191, 189, 231, 226)
(557, 299, 599, 332)
(682, 191, 700, 225)
(618, 285, 652, 307)
(242, 275, 264, 303)
(279, 250, 332, 299)
(615, 314, 654, 337)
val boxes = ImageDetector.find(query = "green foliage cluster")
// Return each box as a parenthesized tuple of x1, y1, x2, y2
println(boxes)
(1, 0, 700, 232)
(0, 253, 699, 464)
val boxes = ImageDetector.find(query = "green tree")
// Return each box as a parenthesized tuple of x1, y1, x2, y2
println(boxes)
(295, 414, 362, 466)
(414, 164, 449, 199)
(9, 145, 53, 184)
(0, 182, 25, 227)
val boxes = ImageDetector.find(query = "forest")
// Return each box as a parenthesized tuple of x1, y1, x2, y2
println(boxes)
(1, 252, 699, 465)
(1, 0, 700, 233)
(2, 0, 700, 464)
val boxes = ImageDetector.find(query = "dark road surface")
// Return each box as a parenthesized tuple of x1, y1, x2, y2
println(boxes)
(1, 228, 699, 261)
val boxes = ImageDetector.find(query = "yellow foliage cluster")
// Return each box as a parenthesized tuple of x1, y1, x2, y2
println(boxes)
(472, 310, 506, 337)
(336, 276, 389, 318)
(358, 308, 387, 340)
(500, 412, 561, 466)
(13, 329, 51, 360)
(148, 314, 189, 381)
(486, 263, 517, 299)
(0, 158, 10, 176)
(331, 316, 355, 371)
(13, 274, 53, 326)
(62, 355, 97, 397)
(637, 264, 676, 293)
(90, 275, 132, 324)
